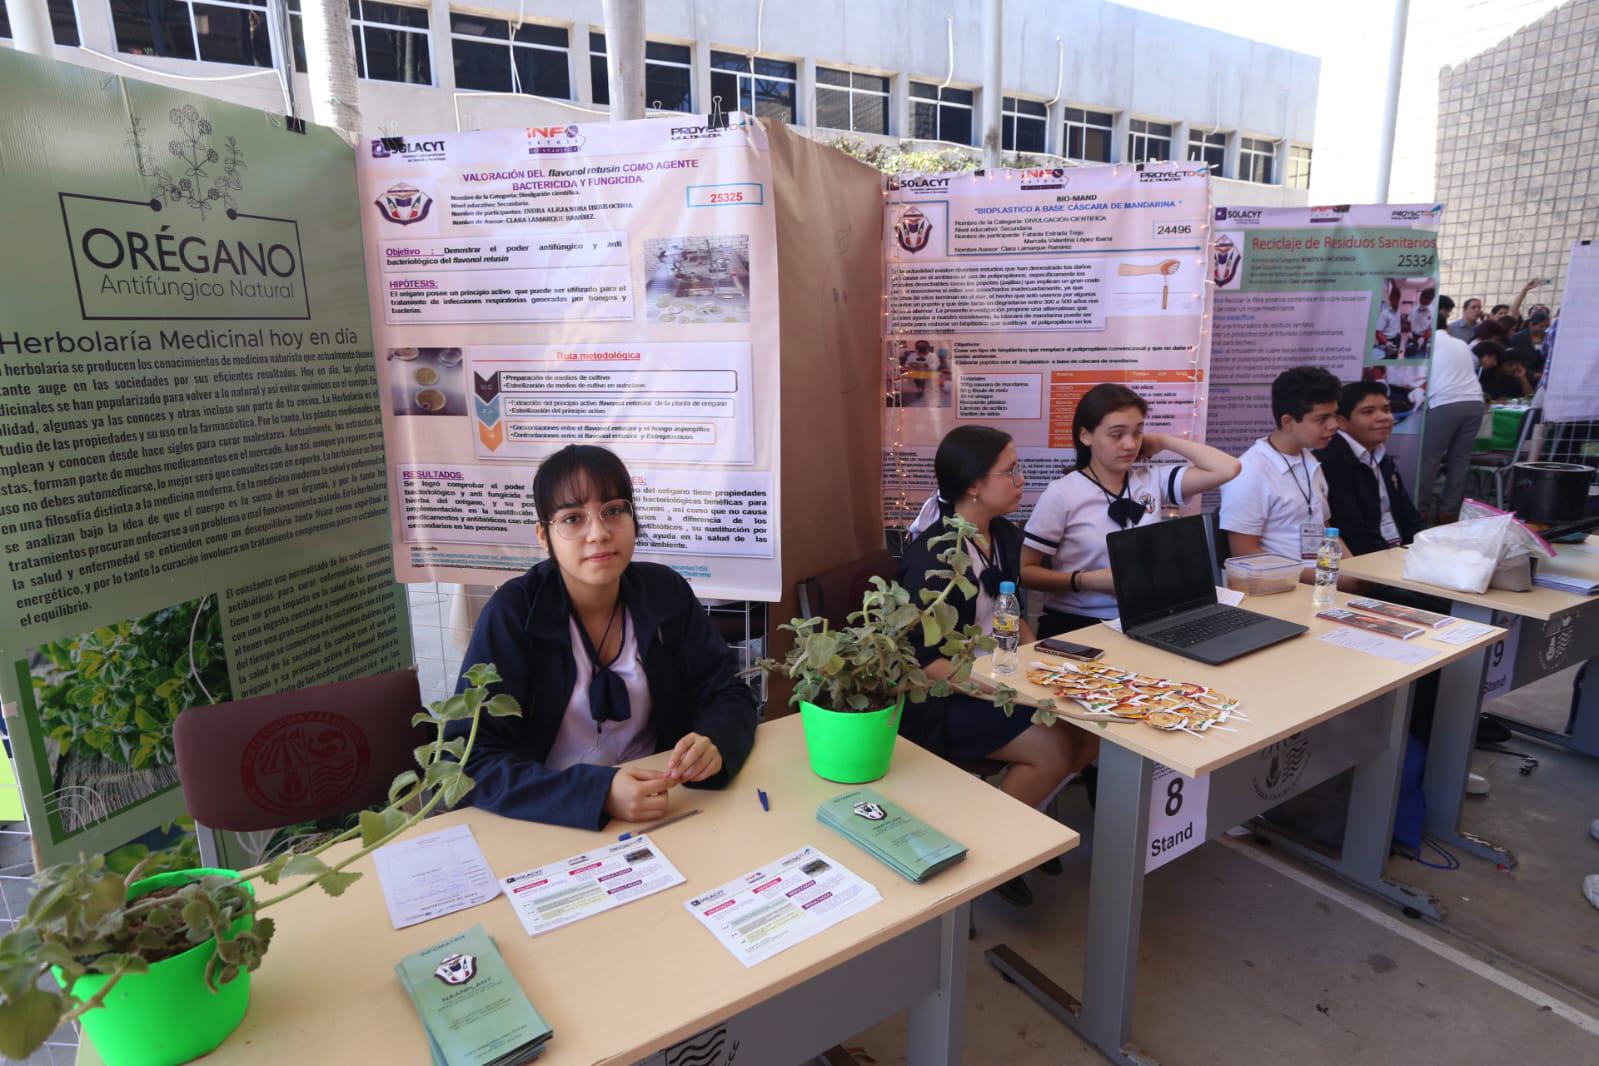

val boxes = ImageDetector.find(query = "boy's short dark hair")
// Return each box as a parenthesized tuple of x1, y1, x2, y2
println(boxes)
(1271, 366, 1343, 426)
(1497, 349, 1528, 367)
(1473, 340, 1506, 360)
(1338, 380, 1389, 419)
(1438, 294, 1456, 315)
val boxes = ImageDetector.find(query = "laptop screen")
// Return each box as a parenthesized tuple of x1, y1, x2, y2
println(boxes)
(1106, 514, 1219, 630)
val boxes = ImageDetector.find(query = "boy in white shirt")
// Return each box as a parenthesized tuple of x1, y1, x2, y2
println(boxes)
(1220, 366, 1342, 568)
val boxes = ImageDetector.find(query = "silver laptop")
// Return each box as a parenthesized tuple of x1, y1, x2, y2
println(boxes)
(1106, 515, 1306, 666)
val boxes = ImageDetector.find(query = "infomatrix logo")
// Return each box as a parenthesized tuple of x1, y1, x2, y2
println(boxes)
(1020, 167, 1066, 190)
(527, 124, 585, 154)
(375, 183, 433, 225)
(370, 137, 446, 159)
(1309, 204, 1350, 223)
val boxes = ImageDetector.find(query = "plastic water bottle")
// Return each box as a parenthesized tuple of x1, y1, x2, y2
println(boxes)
(1313, 528, 1341, 608)
(992, 581, 1021, 676)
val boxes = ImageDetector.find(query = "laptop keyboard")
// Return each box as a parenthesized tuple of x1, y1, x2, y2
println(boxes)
(1146, 609, 1263, 648)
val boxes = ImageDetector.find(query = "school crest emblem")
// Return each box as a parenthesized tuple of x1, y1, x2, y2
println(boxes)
(894, 207, 932, 254)
(434, 952, 477, 986)
(375, 182, 432, 225)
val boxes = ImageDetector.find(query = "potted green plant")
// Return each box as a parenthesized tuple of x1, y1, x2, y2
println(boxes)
(0, 663, 520, 1066)
(762, 516, 1040, 783)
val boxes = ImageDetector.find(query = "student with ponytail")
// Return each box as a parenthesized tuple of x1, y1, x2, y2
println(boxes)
(1022, 384, 1241, 637)
(900, 426, 1097, 907)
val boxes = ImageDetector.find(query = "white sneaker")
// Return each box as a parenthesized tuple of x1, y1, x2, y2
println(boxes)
(1466, 771, 1490, 795)
(1585, 875, 1599, 911)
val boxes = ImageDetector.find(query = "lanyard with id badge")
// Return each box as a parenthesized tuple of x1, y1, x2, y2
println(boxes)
(1367, 454, 1402, 546)
(1271, 444, 1322, 560)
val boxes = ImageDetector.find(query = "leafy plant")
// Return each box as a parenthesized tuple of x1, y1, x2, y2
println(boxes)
(761, 516, 1053, 720)
(32, 598, 230, 771)
(825, 134, 1061, 176)
(0, 663, 519, 1062)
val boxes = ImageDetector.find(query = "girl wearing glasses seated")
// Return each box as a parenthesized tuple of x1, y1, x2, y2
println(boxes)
(1021, 384, 1241, 637)
(901, 426, 1096, 907)
(452, 444, 758, 829)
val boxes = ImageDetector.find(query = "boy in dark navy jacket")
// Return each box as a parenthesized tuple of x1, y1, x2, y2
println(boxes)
(1316, 381, 1424, 557)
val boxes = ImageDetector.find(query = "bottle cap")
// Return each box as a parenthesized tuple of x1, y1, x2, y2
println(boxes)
(999, 581, 1016, 594)
(1325, 528, 1339, 538)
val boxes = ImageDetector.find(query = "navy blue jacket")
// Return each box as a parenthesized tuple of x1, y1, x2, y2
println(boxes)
(1314, 433, 1424, 557)
(449, 560, 758, 829)
(896, 516, 1024, 756)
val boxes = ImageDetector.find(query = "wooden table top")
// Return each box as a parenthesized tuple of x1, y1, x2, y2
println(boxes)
(973, 584, 1503, 778)
(85, 715, 1076, 1066)
(1338, 537, 1599, 621)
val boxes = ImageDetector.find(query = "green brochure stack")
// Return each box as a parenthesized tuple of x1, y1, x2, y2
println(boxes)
(817, 788, 968, 884)
(396, 924, 554, 1066)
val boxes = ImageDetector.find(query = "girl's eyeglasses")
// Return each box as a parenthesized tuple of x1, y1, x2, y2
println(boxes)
(546, 501, 634, 541)
(987, 464, 1024, 485)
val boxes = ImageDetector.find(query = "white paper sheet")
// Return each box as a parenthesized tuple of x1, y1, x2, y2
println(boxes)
(1430, 621, 1497, 646)
(683, 846, 882, 968)
(1104, 587, 1244, 633)
(501, 835, 685, 938)
(1317, 626, 1439, 665)
(373, 824, 501, 930)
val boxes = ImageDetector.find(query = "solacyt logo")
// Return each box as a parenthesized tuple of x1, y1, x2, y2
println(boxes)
(887, 175, 951, 192)
(370, 138, 446, 159)
(1215, 207, 1264, 223)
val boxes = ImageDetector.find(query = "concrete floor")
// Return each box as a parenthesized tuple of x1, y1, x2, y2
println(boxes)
(844, 665, 1599, 1064)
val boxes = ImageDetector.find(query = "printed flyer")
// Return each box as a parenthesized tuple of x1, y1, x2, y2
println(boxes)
(0, 51, 409, 864)
(356, 117, 782, 600)
(883, 163, 1212, 525)
(1206, 203, 1444, 469)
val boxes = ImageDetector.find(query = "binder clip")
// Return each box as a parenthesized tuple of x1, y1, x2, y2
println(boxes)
(706, 95, 729, 130)
(285, 116, 308, 135)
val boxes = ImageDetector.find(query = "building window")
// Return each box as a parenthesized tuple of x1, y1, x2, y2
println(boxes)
(289, 0, 432, 85)
(111, 0, 272, 65)
(909, 83, 973, 145)
(1064, 107, 1113, 162)
(1126, 119, 1173, 163)
(815, 67, 889, 135)
(451, 15, 569, 97)
(1240, 136, 1275, 183)
(1287, 144, 1312, 189)
(1002, 96, 1047, 154)
(710, 51, 797, 122)
(1187, 129, 1226, 175)
(0, 0, 80, 45)
(590, 34, 692, 112)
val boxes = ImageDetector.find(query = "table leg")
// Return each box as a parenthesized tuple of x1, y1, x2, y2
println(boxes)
(905, 904, 969, 1066)
(1425, 602, 1517, 867)
(986, 743, 1158, 1066)
(1250, 687, 1444, 919)
(1489, 656, 1599, 759)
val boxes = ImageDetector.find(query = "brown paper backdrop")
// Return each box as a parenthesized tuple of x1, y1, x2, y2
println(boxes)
(763, 123, 887, 715)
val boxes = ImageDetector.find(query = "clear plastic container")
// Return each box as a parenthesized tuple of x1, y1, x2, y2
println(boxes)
(1223, 552, 1302, 596)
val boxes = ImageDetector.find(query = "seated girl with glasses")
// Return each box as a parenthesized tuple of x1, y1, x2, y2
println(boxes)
(900, 426, 1097, 907)
(451, 444, 758, 829)
(1021, 384, 1241, 637)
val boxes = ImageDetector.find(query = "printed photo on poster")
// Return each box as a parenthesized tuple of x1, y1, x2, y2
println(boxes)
(885, 339, 952, 410)
(389, 347, 467, 416)
(644, 235, 751, 324)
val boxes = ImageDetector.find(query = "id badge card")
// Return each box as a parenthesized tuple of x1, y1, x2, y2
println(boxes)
(1299, 521, 1323, 561)
(1380, 512, 1401, 546)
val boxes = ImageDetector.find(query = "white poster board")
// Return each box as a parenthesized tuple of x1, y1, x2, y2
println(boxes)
(1543, 240, 1599, 423)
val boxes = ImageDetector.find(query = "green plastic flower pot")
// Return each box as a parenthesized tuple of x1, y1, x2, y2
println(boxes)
(60, 867, 254, 1066)
(799, 698, 903, 783)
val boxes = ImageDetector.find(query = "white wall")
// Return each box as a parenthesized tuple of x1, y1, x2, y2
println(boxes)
(5, 0, 1316, 191)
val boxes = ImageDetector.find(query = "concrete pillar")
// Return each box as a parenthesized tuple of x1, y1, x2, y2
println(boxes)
(428, 0, 454, 92)
(891, 71, 911, 140)
(1112, 110, 1131, 164)
(980, 0, 1003, 168)
(692, 38, 712, 116)
(1223, 132, 1241, 182)
(3, 0, 52, 55)
(1173, 119, 1191, 168)
(798, 55, 816, 129)
(600, 0, 644, 119)
(76, 0, 118, 54)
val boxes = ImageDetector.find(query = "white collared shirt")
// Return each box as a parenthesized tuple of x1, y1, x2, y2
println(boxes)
(1375, 304, 1403, 341)
(1219, 438, 1330, 561)
(546, 616, 656, 771)
(1339, 429, 1391, 512)
(1022, 465, 1189, 618)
